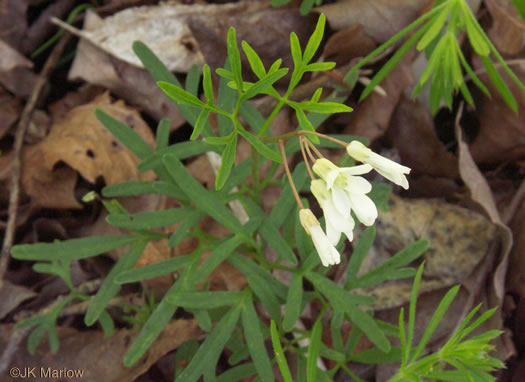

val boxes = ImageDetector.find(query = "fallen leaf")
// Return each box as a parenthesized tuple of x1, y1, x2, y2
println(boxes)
(344, 51, 415, 142)
(1, 319, 202, 382)
(0, 0, 28, 50)
(38, 92, 155, 186)
(354, 194, 498, 310)
(0, 39, 38, 98)
(0, 86, 22, 139)
(469, 61, 525, 163)
(507, 198, 525, 297)
(486, 0, 525, 56)
(316, 0, 431, 43)
(69, 11, 186, 128)
(322, 24, 377, 67)
(0, 280, 36, 320)
(388, 95, 459, 178)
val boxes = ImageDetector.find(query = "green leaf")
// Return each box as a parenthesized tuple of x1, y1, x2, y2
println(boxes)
(348, 347, 402, 364)
(241, 41, 266, 79)
(346, 226, 376, 288)
(512, 0, 525, 19)
(307, 318, 322, 382)
(168, 291, 244, 309)
(228, 254, 288, 299)
(202, 64, 215, 104)
(299, 0, 315, 15)
(416, 1, 452, 51)
(411, 285, 460, 362)
(241, 68, 288, 100)
(216, 133, 238, 190)
(176, 305, 242, 382)
(162, 153, 244, 234)
(227, 27, 244, 92)
(115, 255, 191, 284)
(406, 263, 424, 364)
(241, 198, 298, 265)
(12, 235, 139, 261)
(239, 101, 266, 134)
(283, 274, 303, 332)
(480, 55, 518, 112)
(186, 64, 201, 97)
(125, 262, 197, 366)
(307, 273, 375, 307)
(271, 0, 291, 6)
(237, 128, 282, 163)
(217, 363, 257, 382)
(300, 101, 353, 114)
(269, 163, 308, 227)
(107, 208, 193, 230)
(194, 233, 250, 283)
(85, 241, 147, 325)
(246, 274, 282, 324)
(157, 81, 205, 108)
(102, 180, 187, 201)
(98, 310, 115, 337)
(156, 119, 171, 150)
(290, 32, 303, 69)
(305, 62, 336, 72)
(270, 321, 294, 382)
(295, 108, 319, 144)
(169, 210, 205, 248)
(351, 240, 429, 289)
(190, 109, 210, 140)
(345, 304, 391, 353)
(360, 22, 430, 101)
(95, 109, 152, 159)
(463, 11, 490, 57)
(242, 298, 275, 382)
(138, 141, 219, 172)
(303, 13, 325, 64)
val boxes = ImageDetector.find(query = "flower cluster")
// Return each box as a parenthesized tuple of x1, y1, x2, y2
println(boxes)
(300, 141, 411, 267)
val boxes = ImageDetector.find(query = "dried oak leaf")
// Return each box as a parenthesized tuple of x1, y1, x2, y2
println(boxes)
(21, 93, 155, 209)
(2, 319, 202, 382)
(486, 0, 525, 56)
(37, 92, 155, 186)
(469, 61, 525, 163)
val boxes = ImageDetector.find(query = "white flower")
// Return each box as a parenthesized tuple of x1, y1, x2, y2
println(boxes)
(299, 209, 340, 267)
(312, 158, 378, 227)
(311, 179, 355, 246)
(346, 141, 411, 190)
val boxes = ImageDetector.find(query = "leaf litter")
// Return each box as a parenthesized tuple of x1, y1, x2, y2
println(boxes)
(0, 0, 524, 380)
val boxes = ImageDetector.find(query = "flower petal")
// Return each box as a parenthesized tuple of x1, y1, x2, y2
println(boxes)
(310, 225, 340, 266)
(323, 197, 354, 233)
(344, 176, 372, 194)
(340, 164, 373, 176)
(348, 193, 378, 226)
(325, 217, 342, 246)
(331, 186, 351, 217)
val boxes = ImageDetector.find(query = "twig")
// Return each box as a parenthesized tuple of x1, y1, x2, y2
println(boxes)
(0, 33, 71, 376)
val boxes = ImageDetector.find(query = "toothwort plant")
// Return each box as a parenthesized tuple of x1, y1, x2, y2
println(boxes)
(11, 12, 505, 382)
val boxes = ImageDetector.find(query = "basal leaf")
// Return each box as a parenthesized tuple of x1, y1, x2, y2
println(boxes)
(85, 241, 148, 325)
(95, 109, 152, 159)
(176, 305, 242, 382)
(107, 208, 193, 230)
(12, 235, 139, 261)
(283, 274, 303, 332)
(307, 319, 322, 382)
(186, 64, 201, 96)
(242, 297, 275, 382)
(216, 133, 238, 190)
(270, 321, 294, 382)
(157, 81, 205, 108)
(237, 128, 282, 163)
(168, 291, 244, 309)
(115, 255, 191, 284)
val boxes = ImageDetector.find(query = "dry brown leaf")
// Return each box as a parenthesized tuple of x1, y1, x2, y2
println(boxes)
(469, 61, 525, 163)
(322, 25, 377, 67)
(0, 1, 28, 51)
(0, 86, 22, 139)
(0, 280, 36, 320)
(344, 51, 415, 142)
(507, 198, 525, 297)
(69, 11, 186, 128)
(38, 92, 155, 186)
(2, 319, 202, 382)
(354, 194, 498, 310)
(486, 0, 525, 56)
(0, 39, 38, 98)
(316, 0, 431, 43)
(388, 96, 459, 178)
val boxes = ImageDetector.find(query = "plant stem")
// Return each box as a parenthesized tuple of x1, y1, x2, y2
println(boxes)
(279, 140, 304, 209)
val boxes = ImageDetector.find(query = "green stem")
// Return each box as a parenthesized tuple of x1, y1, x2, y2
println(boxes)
(250, 145, 262, 205)
(258, 100, 285, 136)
